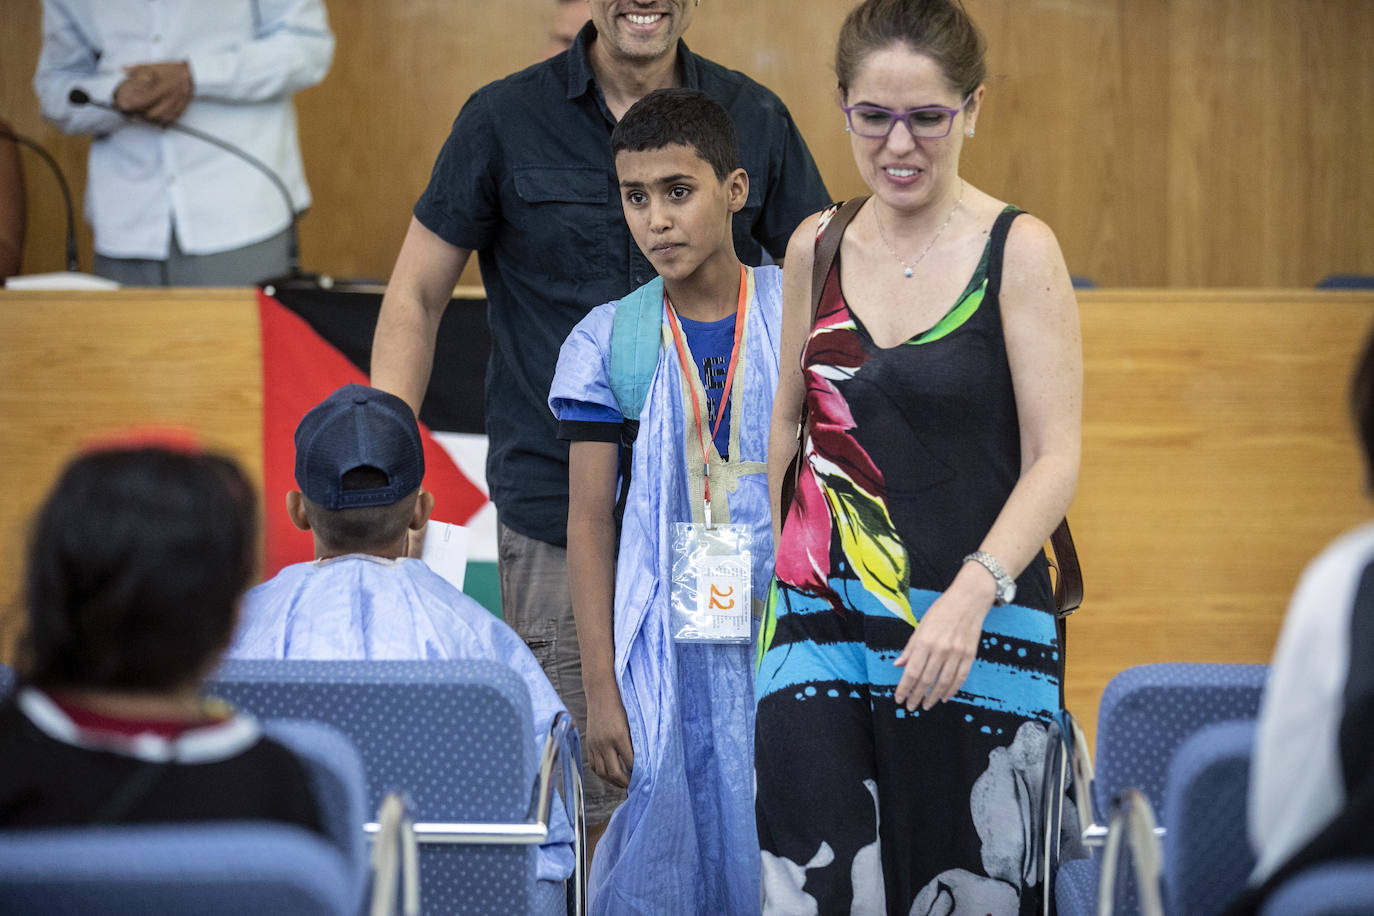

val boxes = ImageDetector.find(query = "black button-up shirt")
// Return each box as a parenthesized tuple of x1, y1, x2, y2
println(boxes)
(414, 22, 831, 546)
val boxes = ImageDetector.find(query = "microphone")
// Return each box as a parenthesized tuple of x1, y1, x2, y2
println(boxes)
(68, 87, 319, 288)
(0, 127, 80, 272)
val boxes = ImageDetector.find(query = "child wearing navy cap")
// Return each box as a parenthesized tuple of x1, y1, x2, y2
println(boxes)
(230, 383, 573, 882)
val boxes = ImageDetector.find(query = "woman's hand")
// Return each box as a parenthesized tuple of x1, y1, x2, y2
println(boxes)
(585, 687, 634, 789)
(893, 564, 997, 711)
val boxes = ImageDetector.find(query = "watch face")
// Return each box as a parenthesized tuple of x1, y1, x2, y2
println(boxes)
(1000, 581, 1016, 605)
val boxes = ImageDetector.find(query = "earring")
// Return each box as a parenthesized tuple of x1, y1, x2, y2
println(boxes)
(967, 127, 975, 138)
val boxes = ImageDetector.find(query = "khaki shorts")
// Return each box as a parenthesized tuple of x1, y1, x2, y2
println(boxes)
(498, 522, 627, 825)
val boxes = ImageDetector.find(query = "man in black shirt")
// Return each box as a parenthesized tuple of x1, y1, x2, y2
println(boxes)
(370, 0, 830, 834)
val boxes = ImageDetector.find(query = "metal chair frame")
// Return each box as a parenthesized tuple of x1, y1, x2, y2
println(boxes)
(1097, 788, 1165, 916)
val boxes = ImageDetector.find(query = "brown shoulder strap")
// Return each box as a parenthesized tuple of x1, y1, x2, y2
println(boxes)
(781, 197, 870, 514)
(809, 196, 869, 324)
(1050, 518, 1083, 617)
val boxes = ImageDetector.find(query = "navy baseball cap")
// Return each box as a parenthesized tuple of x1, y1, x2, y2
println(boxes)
(294, 384, 424, 509)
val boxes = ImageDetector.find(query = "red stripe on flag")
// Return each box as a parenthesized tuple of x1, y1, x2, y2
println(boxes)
(257, 290, 487, 576)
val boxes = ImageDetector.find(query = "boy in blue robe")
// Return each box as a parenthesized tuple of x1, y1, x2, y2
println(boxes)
(548, 88, 782, 915)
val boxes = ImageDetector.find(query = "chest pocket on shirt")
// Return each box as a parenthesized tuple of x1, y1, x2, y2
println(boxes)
(513, 166, 611, 282)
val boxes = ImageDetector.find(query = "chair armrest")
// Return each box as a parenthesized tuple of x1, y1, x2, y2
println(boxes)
(1097, 788, 1165, 916)
(370, 793, 420, 916)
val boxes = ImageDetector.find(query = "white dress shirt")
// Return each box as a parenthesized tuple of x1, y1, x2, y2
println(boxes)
(34, 0, 334, 259)
(1248, 522, 1374, 882)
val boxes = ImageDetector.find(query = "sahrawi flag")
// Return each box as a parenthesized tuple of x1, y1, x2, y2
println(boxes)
(257, 286, 502, 614)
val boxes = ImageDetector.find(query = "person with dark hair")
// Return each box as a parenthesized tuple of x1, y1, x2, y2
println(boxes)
(548, 87, 780, 913)
(369, 0, 831, 840)
(1221, 327, 1374, 914)
(229, 383, 573, 883)
(755, 0, 1082, 911)
(0, 442, 321, 834)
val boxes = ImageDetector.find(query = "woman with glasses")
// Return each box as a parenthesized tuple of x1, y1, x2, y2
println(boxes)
(754, 0, 1082, 912)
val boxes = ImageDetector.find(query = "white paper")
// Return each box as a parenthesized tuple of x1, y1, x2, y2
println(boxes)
(4, 271, 121, 290)
(419, 519, 469, 591)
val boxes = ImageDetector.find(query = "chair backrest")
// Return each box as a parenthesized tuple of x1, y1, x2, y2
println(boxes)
(1259, 861, 1374, 916)
(262, 718, 370, 906)
(0, 822, 356, 916)
(1163, 718, 1257, 916)
(1316, 275, 1374, 290)
(1094, 663, 1267, 822)
(207, 659, 539, 916)
(0, 663, 13, 700)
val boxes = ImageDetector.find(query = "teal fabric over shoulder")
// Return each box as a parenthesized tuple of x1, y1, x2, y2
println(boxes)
(607, 275, 665, 421)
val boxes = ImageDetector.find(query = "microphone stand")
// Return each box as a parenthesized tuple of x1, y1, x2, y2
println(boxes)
(0, 128, 80, 272)
(68, 88, 328, 291)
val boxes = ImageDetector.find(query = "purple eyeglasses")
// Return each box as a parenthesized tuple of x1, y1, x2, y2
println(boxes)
(842, 93, 974, 140)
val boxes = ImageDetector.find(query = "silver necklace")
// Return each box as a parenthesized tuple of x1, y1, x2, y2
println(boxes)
(873, 179, 964, 279)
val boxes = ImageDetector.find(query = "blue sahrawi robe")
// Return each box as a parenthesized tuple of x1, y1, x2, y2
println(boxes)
(549, 265, 781, 915)
(229, 553, 574, 882)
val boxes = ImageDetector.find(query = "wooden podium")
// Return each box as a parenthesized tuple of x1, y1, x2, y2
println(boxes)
(2, 285, 1372, 740)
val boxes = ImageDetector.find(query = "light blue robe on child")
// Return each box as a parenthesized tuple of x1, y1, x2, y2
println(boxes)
(230, 553, 574, 882)
(549, 265, 782, 915)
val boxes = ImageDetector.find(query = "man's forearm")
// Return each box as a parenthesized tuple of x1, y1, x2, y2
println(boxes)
(370, 218, 470, 415)
(371, 289, 441, 416)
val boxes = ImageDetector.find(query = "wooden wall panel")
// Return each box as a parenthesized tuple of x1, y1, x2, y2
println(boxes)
(0, 289, 262, 663)
(1067, 289, 1374, 733)
(3, 1, 1372, 287)
(2, 286, 1371, 745)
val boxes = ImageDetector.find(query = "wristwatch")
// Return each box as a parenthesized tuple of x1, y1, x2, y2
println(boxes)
(963, 551, 1016, 606)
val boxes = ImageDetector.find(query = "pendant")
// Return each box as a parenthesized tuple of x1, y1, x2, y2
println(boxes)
(903, 267, 913, 278)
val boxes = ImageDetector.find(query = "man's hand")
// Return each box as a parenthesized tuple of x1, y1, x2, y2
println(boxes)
(585, 688, 634, 789)
(114, 61, 193, 125)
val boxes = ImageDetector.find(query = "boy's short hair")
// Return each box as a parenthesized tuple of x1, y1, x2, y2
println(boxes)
(302, 467, 419, 554)
(23, 446, 257, 690)
(294, 384, 425, 554)
(610, 88, 741, 181)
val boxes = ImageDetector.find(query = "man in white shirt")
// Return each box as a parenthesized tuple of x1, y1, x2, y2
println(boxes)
(33, 0, 333, 285)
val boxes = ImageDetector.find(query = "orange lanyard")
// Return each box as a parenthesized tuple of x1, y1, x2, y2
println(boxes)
(664, 263, 748, 527)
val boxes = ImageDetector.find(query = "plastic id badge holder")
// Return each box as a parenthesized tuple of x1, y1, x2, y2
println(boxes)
(670, 522, 752, 644)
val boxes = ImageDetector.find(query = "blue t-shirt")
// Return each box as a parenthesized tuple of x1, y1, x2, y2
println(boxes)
(558, 311, 736, 458)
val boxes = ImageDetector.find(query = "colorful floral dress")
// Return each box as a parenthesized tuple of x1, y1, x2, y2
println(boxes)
(755, 205, 1062, 915)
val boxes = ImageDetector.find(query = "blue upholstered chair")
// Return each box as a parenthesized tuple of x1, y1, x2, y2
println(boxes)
(0, 718, 368, 916)
(207, 658, 584, 916)
(1054, 663, 1268, 916)
(1316, 275, 1374, 290)
(0, 822, 358, 916)
(1162, 719, 1256, 916)
(0, 663, 13, 700)
(1259, 861, 1374, 915)
(262, 719, 371, 906)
